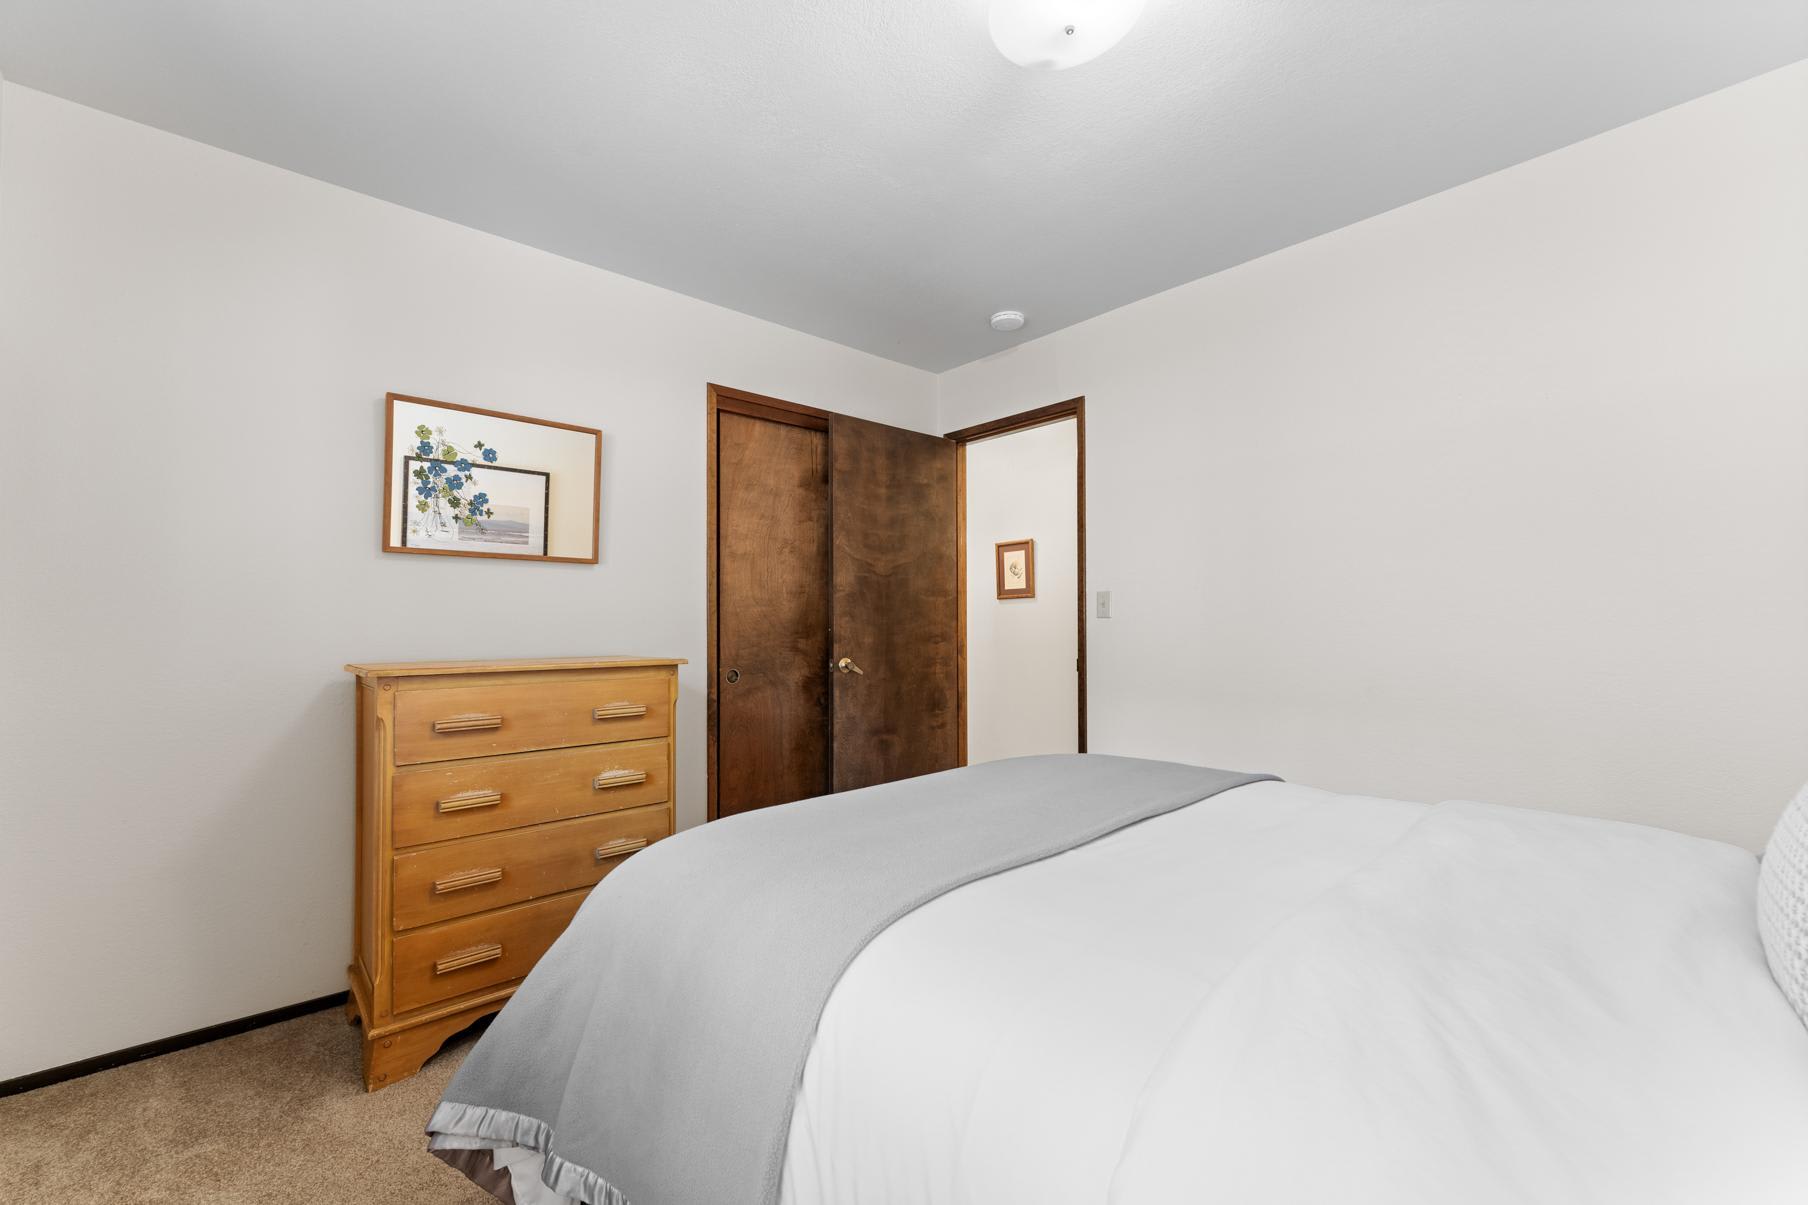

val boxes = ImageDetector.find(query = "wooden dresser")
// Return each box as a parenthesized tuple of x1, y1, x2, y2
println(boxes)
(344, 656, 683, 1091)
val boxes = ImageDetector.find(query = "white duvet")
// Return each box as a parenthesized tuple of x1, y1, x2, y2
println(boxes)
(779, 782, 1808, 1205)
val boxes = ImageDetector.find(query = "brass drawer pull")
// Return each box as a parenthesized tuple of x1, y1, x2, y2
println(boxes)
(436, 789, 503, 813)
(434, 713, 503, 734)
(593, 769, 649, 790)
(595, 837, 649, 862)
(593, 703, 648, 720)
(434, 943, 502, 975)
(432, 867, 504, 894)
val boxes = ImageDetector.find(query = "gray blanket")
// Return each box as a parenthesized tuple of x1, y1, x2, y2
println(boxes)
(428, 753, 1275, 1205)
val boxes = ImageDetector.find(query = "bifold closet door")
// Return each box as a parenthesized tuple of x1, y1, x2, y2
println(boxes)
(828, 414, 960, 791)
(715, 411, 834, 817)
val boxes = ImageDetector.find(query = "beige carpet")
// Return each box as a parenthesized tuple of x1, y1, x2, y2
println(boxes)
(0, 1005, 495, 1204)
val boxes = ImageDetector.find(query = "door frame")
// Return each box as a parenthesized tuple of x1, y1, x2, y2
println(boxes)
(944, 397, 1088, 761)
(705, 383, 834, 821)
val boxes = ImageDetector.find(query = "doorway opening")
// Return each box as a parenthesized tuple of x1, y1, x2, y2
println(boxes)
(947, 398, 1087, 762)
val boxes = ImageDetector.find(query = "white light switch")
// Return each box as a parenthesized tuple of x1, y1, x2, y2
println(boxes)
(1096, 590, 1112, 619)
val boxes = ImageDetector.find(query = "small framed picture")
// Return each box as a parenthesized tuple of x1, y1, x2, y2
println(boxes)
(995, 538, 1035, 599)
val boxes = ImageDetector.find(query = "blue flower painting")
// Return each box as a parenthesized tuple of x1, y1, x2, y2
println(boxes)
(405, 424, 503, 538)
(397, 416, 552, 556)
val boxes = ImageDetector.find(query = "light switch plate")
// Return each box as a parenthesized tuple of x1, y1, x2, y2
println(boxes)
(1096, 590, 1111, 619)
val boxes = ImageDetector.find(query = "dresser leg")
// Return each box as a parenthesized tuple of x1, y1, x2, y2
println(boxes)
(344, 995, 362, 1026)
(362, 1031, 418, 1092)
(360, 998, 508, 1092)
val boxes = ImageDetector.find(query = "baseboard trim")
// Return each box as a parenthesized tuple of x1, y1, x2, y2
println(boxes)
(0, 991, 349, 1098)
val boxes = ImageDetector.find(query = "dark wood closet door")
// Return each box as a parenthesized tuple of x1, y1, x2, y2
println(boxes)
(828, 414, 960, 791)
(715, 411, 833, 816)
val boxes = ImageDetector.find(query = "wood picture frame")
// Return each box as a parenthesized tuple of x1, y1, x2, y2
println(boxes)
(382, 392, 602, 564)
(995, 538, 1035, 599)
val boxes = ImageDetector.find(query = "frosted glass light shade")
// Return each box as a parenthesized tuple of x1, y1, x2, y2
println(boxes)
(989, 0, 1146, 70)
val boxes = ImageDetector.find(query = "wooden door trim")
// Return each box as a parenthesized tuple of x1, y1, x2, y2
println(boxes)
(707, 388, 720, 821)
(709, 382, 831, 430)
(953, 443, 967, 766)
(944, 397, 1082, 443)
(945, 397, 1087, 758)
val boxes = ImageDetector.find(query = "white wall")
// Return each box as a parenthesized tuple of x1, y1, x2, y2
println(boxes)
(0, 84, 936, 1080)
(964, 420, 1080, 762)
(939, 61, 1808, 853)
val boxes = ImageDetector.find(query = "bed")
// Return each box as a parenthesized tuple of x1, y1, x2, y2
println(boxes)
(428, 754, 1808, 1205)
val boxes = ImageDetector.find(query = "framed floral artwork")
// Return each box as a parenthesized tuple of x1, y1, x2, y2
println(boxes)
(382, 393, 601, 562)
(399, 456, 549, 555)
(995, 538, 1035, 599)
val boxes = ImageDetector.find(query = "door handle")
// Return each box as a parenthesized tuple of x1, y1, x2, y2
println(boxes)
(832, 657, 865, 675)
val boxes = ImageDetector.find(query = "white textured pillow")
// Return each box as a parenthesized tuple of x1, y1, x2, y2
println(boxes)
(1759, 782, 1808, 1027)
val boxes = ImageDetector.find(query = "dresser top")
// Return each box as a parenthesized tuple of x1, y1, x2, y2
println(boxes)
(345, 655, 687, 678)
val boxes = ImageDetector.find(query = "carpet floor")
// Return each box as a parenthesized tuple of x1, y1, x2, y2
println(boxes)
(0, 1004, 495, 1204)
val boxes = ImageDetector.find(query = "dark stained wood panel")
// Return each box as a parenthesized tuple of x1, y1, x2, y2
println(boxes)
(829, 414, 960, 791)
(715, 411, 834, 816)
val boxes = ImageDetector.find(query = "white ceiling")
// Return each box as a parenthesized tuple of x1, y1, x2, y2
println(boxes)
(2, 2, 1803, 371)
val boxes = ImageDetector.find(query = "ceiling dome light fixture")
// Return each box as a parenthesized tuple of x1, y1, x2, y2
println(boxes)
(989, 0, 1146, 70)
(990, 310, 1026, 332)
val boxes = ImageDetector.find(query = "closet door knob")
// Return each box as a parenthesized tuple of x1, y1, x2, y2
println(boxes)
(833, 657, 865, 675)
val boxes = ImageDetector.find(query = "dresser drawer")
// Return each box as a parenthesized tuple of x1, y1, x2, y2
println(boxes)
(392, 673, 671, 765)
(391, 891, 587, 1014)
(392, 803, 669, 930)
(391, 739, 670, 847)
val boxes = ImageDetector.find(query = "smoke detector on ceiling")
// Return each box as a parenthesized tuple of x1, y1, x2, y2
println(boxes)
(990, 310, 1026, 332)
(989, 0, 1146, 70)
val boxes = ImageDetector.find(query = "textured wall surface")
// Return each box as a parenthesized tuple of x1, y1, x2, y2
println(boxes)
(0, 84, 934, 1081)
(940, 62, 1808, 852)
